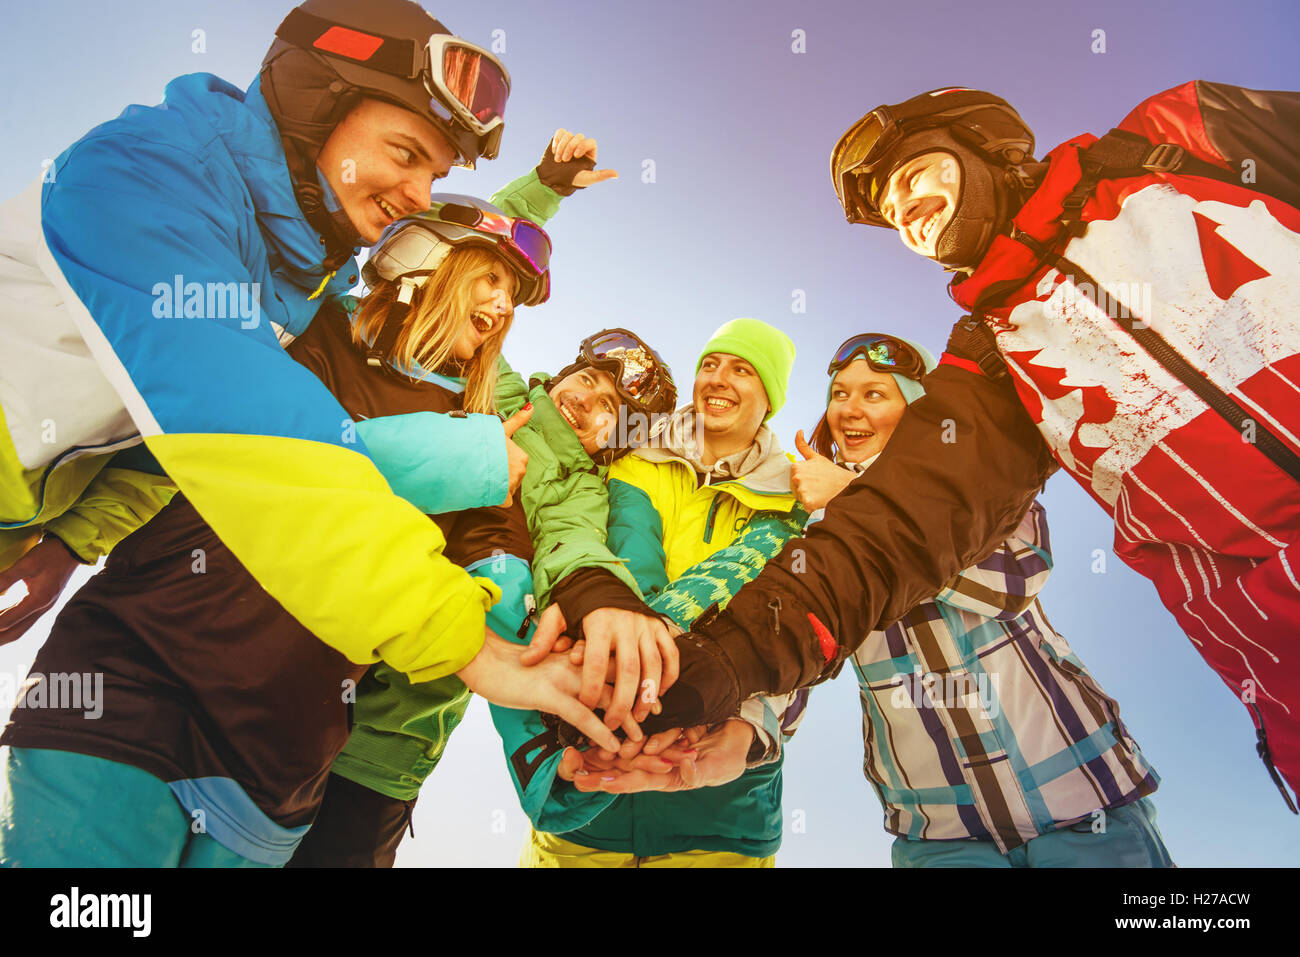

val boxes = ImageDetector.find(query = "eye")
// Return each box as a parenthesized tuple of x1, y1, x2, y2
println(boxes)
(867, 390, 886, 400)
(395, 145, 416, 165)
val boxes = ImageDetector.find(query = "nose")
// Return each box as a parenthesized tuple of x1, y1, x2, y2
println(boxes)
(490, 286, 514, 315)
(700, 365, 726, 390)
(400, 174, 433, 215)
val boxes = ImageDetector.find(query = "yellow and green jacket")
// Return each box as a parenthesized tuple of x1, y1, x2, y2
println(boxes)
(505, 409, 810, 856)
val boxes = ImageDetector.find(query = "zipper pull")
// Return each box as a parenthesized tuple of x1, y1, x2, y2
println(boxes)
(768, 598, 782, 636)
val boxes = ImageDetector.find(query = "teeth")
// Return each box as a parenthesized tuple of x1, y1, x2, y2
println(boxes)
(376, 197, 399, 219)
(557, 400, 579, 429)
(706, 397, 734, 411)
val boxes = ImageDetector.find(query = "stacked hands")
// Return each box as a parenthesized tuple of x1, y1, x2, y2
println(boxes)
(519, 605, 754, 794)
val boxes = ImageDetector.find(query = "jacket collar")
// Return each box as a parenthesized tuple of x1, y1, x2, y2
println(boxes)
(160, 74, 352, 327)
(950, 135, 1098, 311)
(635, 407, 792, 496)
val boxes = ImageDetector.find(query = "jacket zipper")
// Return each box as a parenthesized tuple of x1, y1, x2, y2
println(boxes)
(703, 496, 722, 544)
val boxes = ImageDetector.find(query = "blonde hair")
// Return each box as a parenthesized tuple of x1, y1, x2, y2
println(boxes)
(351, 246, 513, 414)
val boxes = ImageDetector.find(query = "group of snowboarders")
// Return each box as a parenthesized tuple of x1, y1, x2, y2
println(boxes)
(0, 0, 1296, 868)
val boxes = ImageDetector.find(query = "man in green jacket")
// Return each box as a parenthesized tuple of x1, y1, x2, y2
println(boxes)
(289, 328, 681, 866)
(519, 318, 811, 867)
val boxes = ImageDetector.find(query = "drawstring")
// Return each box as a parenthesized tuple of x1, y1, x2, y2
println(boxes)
(1248, 702, 1298, 814)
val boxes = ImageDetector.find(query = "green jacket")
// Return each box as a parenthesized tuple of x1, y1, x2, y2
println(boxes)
(511, 373, 641, 608)
(503, 409, 809, 855)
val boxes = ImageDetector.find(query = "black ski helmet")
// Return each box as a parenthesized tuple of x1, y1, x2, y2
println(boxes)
(550, 329, 678, 464)
(831, 88, 1037, 270)
(261, 0, 509, 267)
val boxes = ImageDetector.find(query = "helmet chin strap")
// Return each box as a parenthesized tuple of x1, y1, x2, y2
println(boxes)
(261, 53, 366, 269)
(365, 278, 418, 368)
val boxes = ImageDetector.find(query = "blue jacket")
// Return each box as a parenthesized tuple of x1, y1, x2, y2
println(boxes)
(4, 72, 509, 678)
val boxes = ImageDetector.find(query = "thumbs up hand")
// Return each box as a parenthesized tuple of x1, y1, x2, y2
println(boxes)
(790, 429, 857, 511)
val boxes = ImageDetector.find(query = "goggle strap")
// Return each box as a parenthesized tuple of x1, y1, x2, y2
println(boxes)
(276, 8, 419, 78)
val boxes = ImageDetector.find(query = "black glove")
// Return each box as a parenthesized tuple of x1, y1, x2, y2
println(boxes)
(535, 141, 596, 196)
(539, 710, 589, 749)
(637, 631, 742, 735)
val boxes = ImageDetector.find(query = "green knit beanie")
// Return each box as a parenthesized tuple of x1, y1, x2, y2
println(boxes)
(696, 318, 796, 420)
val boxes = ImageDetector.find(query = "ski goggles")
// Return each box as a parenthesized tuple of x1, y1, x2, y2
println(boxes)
(366, 206, 552, 305)
(831, 108, 899, 225)
(421, 35, 510, 162)
(827, 333, 928, 381)
(580, 329, 676, 414)
(436, 202, 551, 288)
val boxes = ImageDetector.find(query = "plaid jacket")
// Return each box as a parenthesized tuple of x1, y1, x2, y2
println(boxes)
(851, 500, 1159, 851)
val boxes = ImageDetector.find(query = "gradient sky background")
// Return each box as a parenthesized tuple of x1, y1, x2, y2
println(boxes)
(2, 0, 1299, 867)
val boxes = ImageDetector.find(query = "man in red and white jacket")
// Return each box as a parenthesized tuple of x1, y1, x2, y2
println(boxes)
(638, 82, 1300, 810)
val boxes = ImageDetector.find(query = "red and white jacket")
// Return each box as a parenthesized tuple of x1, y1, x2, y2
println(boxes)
(951, 81, 1300, 795)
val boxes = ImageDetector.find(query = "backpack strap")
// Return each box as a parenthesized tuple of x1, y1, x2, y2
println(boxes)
(1060, 128, 1243, 235)
(945, 314, 1011, 382)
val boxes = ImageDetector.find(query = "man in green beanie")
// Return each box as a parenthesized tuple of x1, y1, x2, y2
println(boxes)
(520, 317, 809, 867)
(691, 317, 796, 464)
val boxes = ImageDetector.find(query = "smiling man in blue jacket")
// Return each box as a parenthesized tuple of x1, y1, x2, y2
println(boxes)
(0, 0, 621, 867)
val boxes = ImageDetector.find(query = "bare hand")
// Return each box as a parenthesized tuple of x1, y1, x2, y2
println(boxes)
(457, 628, 621, 752)
(523, 605, 681, 730)
(571, 720, 753, 794)
(790, 430, 856, 511)
(0, 538, 81, 646)
(500, 404, 533, 507)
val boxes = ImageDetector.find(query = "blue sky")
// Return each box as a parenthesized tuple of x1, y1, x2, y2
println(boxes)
(2, 0, 1298, 866)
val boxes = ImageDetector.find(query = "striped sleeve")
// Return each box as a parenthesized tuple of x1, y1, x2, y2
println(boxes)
(933, 500, 1052, 620)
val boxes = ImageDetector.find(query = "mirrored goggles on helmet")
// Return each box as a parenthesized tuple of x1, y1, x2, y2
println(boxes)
(422, 34, 510, 163)
(435, 203, 550, 284)
(828, 333, 928, 382)
(580, 329, 675, 414)
(365, 206, 552, 305)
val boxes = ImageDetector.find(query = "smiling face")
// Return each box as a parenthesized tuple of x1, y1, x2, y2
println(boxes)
(316, 98, 458, 244)
(877, 150, 962, 260)
(827, 360, 909, 463)
(693, 353, 769, 456)
(549, 366, 624, 454)
(451, 263, 517, 362)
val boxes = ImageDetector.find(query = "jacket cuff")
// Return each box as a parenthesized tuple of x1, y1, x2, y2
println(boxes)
(357, 411, 507, 514)
(737, 698, 781, 768)
(551, 567, 652, 626)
